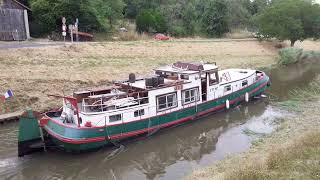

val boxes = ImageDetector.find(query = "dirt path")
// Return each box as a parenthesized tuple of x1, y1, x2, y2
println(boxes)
(0, 41, 65, 49)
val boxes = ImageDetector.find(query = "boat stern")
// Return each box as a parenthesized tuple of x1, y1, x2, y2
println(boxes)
(18, 109, 44, 157)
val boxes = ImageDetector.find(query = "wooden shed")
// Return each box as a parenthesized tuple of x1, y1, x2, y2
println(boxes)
(0, 0, 31, 41)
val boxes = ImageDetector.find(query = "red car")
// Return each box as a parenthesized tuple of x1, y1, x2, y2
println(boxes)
(154, 33, 170, 41)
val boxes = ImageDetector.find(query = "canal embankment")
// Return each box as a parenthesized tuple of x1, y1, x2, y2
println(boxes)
(185, 51, 320, 180)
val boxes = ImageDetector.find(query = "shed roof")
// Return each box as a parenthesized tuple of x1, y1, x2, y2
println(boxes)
(13, 0, 31, 11)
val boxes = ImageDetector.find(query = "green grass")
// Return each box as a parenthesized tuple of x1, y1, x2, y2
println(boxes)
(277, 48, 320, 66)
(276, 100, 301, 112)
(276, 80, 320, 111)
(224, 131, 320, 180)
(277, 48, 303, 65)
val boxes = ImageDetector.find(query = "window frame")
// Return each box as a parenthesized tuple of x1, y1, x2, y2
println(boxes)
(180, 74, 189, 80)
(156, 92, 178, 112)
(242, 80, 248, 87)
(109, 114, 122, 123)
(134, 109, 145, 117)
(224, 85, 232, 92)
(209, 71, 219, 86)
(182, 87, 200, 105)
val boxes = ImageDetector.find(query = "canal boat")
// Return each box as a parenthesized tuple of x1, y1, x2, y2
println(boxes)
(18, 62, 270, 156)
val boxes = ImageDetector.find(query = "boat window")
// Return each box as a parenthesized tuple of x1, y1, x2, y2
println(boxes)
(209, 71, 219, 85)
(180, 74, 189, 80)
(242, 80, 248, 87)
(201, 73, 206, 79)
(224, 85, 231, 92)
(157, 93, 177, 111)
(167, 73, 178, 80)
(109, 114, 122, 123)
(134, 109, 145, 117)
(182, 88, 199, 104)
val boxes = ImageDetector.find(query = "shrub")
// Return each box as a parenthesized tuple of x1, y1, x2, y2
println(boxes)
(136, 10, 167, 33)
(277, 48, 303, 65)
(153, 13, 168, 33)
(169, 26, 187, 37)
(201, 0, 229, 37)
(136, 11, 155, 33)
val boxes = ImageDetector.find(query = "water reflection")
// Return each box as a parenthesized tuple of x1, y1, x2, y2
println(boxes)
(267, 63, 320, 100)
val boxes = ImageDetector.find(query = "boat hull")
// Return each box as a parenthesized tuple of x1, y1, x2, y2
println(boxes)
(43, 75, 270, 152)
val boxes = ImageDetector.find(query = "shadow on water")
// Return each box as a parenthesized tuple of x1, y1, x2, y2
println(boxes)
(0, 62, 319, 180)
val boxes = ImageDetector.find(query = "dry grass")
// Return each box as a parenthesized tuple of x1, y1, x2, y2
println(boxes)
(0, 39, 319, 113)
(224, 29, 254, 39)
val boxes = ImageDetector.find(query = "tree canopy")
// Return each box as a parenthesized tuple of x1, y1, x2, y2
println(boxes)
(254, 0, 320, 46)
(30, 0, 124, 35)
(28, 0, 318, 40)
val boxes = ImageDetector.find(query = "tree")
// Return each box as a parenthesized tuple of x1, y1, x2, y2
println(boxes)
(201, 0, 229, 37)
(251, 0, 271, 14)
(136, 11, 154, 33)
(29, 0, 124, 35)
(104, 0, 125, 28)
(255, 0, 320, 46)
(226, 0, 252, 29)
(136, 10, 167, 33)
(181, 1, 197, 35)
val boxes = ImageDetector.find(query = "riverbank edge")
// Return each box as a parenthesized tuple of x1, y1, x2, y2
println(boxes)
(184, 78, 320, 180)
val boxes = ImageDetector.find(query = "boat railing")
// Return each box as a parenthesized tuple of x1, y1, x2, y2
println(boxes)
(80, 95, 149, 113)
(78, 75, 264, 121)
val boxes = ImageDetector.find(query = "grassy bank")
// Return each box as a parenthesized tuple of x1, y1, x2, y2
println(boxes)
(0, 39, 319, 113)
(186, 76, 320, 180)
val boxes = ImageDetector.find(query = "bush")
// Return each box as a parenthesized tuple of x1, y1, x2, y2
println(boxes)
(153, 13, 168, 33)
(136, 11, 155, 33)
(169, 26, 187, 37)
(277, 48, 303, 65)
(136, 10, 167, 33)
(201, 0, 229, 37)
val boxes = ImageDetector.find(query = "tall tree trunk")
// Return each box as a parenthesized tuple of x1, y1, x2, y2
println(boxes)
(290, 39, 296, 47)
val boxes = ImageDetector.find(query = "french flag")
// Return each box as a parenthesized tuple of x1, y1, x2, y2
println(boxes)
(4, 89, 14, 99)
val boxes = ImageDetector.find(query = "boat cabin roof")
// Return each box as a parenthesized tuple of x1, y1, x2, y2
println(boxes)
(155, 62, 218, 75)
(218, 69, 256, 84)
(122, 78, 184, 90)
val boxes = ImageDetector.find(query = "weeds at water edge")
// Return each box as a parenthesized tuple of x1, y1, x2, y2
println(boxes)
(224, 131, 320, 180)
(276, 79, 320, 112)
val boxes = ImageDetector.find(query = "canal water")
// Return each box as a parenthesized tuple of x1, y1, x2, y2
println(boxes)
(0, 63, 319, 180)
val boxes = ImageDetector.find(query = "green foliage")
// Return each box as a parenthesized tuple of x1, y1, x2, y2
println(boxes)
(181, 1, 197, 35)
(277, 48, 303, 65)
(136, 10, 154, 33)
(127, 0, 255, 37)
(28, 0, 260, 37)
(254, 0, 320, 46)
(277, 48, 320, 66)
(169, 26, 187, 37)
(136, 10, 167, 33)
(227, 0, 252, 29)
(201, 0, 229, 37)
(29, 0, 124, 35)
(251, 0, 270, 14)
(153, 13, 168, 33)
